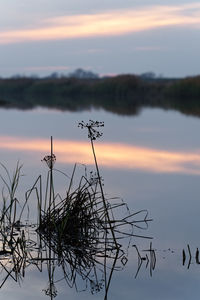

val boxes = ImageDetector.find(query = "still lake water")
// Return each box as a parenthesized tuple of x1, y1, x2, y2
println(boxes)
(1, 106, 200, 299)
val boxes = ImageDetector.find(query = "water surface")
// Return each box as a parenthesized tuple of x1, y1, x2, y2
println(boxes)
(0, 107, 200, 299)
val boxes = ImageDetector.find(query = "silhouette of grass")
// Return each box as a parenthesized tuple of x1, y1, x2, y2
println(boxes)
(0, 121, 152, 299)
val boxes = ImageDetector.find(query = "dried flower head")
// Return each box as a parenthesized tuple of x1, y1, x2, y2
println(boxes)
(42, 154, 56, 169)
(43, 282, 57, 298)
(78, 120, 104, 140)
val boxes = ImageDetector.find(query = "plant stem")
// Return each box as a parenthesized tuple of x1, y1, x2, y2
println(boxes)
(89, 128, 118, 247)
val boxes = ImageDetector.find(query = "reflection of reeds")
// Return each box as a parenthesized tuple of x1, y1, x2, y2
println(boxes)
(182, 244, 200, 268)
(36, 121, 152, 298)
(0, 163, 24, 251)
(133, 243, 156, 278)
(0, 120, 152, 299)
(37, 163, 123, 298)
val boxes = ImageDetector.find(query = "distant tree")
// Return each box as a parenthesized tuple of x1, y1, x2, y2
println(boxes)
(47, 72, 59, 79)
(140, 72, 156, 79)
(68, 68, 99, 79)
(11, 74, 23, 79)
(30, 74, 39, 79)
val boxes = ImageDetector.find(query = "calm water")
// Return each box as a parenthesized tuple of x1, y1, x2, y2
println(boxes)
(1, 107, 200, 299)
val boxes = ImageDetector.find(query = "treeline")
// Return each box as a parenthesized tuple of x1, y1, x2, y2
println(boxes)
(0, 75, 200, 116)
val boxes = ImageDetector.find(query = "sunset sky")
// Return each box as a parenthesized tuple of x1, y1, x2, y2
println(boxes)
(0, 0, 200, 77)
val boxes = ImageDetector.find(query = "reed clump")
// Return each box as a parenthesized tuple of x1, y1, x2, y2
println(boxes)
(0, 121, 152, 299)
(35, 123, 152, 299)
(37, 123, 151, 258)
(36, 161, 151, 299)
(38, 168, 110, 252)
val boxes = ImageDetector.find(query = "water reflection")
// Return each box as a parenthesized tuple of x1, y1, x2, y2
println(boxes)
(0, 148, 151, 299)
(0, 135, 200, 175)
(0, 108, 200, 299)
(182, 245, 200, 269)
(133, 243, 156, 278)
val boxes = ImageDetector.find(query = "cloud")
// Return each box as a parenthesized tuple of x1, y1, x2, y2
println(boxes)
(0, 3, 200, 44)
(0, 135, 200, 175)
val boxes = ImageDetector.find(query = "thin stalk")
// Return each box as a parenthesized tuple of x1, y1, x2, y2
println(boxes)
(10, 198, 17, 241)
(49, 136, 54, 209)
(88, 128, 118, 248)
(104, 247, 120, 300)
(19, 175, 41, 221)
(88, 127, 119, 295)
(67, 164, 76, 198)
(44, 172, 50, 214)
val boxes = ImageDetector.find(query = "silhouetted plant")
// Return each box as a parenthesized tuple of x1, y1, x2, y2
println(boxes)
(0, 127, 152, 299)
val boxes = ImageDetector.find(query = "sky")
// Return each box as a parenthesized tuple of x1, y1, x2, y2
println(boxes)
(0, 0, 200, 78)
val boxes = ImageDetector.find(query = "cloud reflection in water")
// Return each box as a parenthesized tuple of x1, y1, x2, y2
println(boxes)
(0, 135, 199, 175)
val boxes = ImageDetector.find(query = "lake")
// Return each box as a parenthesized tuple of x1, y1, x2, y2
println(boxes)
(0, 106, 200, 299)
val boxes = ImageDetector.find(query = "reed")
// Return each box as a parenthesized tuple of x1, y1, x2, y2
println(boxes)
(35, 120, 152, 299)
(0, 120, 152, 299)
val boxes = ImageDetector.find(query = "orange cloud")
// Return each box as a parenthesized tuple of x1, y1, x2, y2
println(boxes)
(0, 3, 200, 44)
(0, 136, 200, 175)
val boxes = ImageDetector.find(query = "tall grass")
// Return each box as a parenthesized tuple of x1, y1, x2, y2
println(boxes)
(0, 121, 152, 299)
